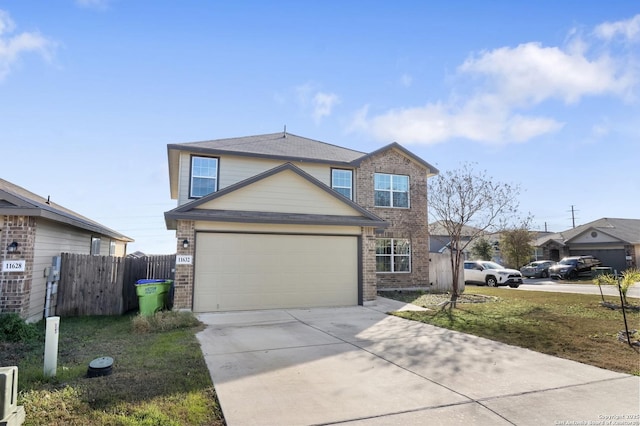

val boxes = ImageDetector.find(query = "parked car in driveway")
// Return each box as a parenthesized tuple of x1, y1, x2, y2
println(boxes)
(548, 256, 601, 280)
(463, 260, 523, 288)
(520, 260, 556, 278)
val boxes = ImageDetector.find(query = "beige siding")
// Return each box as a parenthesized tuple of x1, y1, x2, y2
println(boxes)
(572, 231, 620, 244)
(194, 233, 358, 312)
(26, 220, 127, 322)
(177, 152, 342, 206)
(195, 221, 361, 235)
(27, 220, 94, 322)
(198, 169, 360, 216)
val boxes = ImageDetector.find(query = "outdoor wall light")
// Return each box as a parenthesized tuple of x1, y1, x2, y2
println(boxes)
(182, 239, 189, 249)
(7, 241, 19, 252)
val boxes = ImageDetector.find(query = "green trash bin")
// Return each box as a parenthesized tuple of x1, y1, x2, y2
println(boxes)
(135, 279, 173, 316)
(592, 266, 613, 279)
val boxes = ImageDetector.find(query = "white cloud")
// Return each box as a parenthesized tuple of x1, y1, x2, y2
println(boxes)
(357, 99, 563, 145)
(75, 0, 110, 9)
(595, 14, 640, 42)
(459, 42, 634, 104)
(0, 9, 55, 81)
(350, 16, 638, 145)
(295, 83, 340, 123)
(400, 73, 412, 87)
(312, 92, 340, 123)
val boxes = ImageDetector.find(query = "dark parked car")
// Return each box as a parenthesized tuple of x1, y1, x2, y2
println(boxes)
(520, 260, 556, 278)
(548, 256, 601, 280)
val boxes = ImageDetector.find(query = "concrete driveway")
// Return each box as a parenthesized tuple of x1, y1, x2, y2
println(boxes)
(196, 298, 639, 425)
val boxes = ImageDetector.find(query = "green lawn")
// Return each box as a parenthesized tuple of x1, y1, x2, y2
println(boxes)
(380, 287, 640, 376)
(0, 312, 225, 426)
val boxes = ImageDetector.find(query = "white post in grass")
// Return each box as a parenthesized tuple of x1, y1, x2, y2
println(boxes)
(44, 316, 60, 377)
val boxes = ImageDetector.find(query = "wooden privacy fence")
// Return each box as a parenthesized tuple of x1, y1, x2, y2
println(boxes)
(428, 253, 465, 293)
(122, 255, 176, 313)
(56, 253, 176, 317)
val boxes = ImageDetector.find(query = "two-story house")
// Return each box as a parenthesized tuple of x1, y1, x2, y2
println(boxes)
(164, 132, 438, 312)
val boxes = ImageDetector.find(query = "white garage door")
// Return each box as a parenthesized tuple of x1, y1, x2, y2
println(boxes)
(193, 233, 359, 312)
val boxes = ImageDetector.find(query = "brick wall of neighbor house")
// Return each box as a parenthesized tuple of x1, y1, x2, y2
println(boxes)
(356, 150, 430, 290)
(0, 215, 37, 318)
(173, 220, 195, 310)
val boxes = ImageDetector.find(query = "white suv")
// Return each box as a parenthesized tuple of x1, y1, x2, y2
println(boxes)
(464, 260, 523, 288)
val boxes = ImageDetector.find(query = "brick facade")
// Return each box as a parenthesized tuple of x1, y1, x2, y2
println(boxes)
(0, 215, 37, 316)
(361, 227, 378, 301)
(173, 220, 195, 310)
(356, 149, 430, 290)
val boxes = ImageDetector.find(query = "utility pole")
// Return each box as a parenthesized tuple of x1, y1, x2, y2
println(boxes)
(569, 205, 577, 228)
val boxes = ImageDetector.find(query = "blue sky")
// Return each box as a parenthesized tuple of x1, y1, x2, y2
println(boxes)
(1, 1, 639, 254)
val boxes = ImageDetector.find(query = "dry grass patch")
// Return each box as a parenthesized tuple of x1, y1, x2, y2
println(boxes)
(0, 312, 224, 426)
(380, 288, 640, 375)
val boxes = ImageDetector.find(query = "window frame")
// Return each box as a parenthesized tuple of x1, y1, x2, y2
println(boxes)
(189, 155, 219, 199)
(330, 168, 354, 200)
(90, 236, 101, 256)
(375, 238, 411, 273)
(374, 173, 410, 208)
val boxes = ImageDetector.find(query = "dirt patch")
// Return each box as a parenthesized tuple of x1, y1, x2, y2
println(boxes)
(379, 291, 497, 307)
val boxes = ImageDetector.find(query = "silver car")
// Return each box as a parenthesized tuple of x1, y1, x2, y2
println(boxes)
(520, 260, 556, 278)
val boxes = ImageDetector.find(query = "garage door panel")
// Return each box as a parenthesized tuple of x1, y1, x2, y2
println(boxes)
(194, 233, 358, 312)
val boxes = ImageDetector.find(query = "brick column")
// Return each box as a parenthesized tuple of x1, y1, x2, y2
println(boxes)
(0, 215, 37, 319)
(173, 220, 195, 310)
(362, 227, 377, 301)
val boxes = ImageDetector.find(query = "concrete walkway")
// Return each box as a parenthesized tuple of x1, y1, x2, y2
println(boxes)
(196, 297, 640, 425)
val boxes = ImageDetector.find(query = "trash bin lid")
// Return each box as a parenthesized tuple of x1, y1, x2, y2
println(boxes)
(136, 279, 167, 285)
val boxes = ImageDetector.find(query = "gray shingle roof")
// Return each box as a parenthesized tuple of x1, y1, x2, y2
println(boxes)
(535, 218, 640, 246)
(0, 178, 133, 242)
(168, 132, 366, 164)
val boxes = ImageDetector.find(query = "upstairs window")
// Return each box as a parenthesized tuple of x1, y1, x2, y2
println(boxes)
(374, 173, 409, 208)
(190, 156, 218, 198)
(376, 238, 411, 273)
(331, 169, 353, 200)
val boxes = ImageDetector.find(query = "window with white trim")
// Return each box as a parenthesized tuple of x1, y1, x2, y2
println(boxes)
(376, 238, 411, 273)
(109, 240, 116, 256)
(190, 156, 218, 198)
(374, 173, 409, 208)
(331, 168, 353, 200)
(90, 236, 101, 255)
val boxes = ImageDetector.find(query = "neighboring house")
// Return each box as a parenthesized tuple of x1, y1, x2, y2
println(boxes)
(164, 132, 438, 312)
(0, 179, 133, 322)
(429, 221, 482, 258)
(535, 218, 640, 273)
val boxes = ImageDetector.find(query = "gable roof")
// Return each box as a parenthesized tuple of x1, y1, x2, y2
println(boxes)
(168, 132, 367, 164)
(165, 163, 388, 229)
(351, 142, 439, 176)
(0, 178, 133, 242)
(167, 132, 440, 198)
(535, 218, 640, 246)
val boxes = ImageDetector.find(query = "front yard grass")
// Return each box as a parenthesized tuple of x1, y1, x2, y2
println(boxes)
(0, 311, 225, 426)
(380, 287, 640, 376)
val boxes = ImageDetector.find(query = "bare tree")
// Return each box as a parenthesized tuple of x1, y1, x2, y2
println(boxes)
(428, 162, 524, 308)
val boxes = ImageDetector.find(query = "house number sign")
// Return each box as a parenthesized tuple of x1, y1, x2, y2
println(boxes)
(2, 260, 26, 272)
(176, 255, 193, 265)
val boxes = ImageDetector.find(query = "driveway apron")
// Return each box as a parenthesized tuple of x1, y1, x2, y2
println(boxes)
(196, 298, 640, 426)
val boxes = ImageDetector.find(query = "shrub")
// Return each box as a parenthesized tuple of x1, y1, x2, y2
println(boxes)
(132, 310, 201, 333)
(0, 313, 41, 342)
